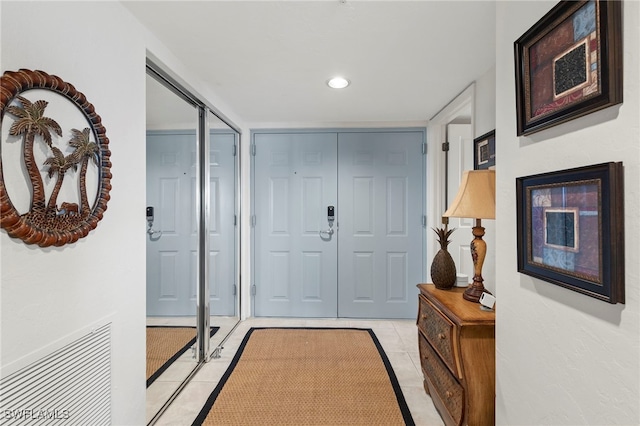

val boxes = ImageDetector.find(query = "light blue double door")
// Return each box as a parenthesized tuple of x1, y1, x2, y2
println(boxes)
(146, 130, 237, 317)
(253, 131, 424, 319)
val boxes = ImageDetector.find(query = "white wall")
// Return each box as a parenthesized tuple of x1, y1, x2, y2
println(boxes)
(495, 1, 640, 425)
(475, 64, 496, 139)
(1, 2, 147, 424)
(475, 65, 497, 294)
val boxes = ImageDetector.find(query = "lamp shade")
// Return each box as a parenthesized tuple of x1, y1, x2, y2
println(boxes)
(443, 170, 495, 219)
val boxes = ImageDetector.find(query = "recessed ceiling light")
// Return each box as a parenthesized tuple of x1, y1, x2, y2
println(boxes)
(327, 77, 350, 89)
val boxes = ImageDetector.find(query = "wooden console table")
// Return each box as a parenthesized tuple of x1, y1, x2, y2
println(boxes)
(416, 284, 495, 426)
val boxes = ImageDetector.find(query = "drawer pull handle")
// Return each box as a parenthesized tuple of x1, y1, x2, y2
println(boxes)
(445, 391, 453, 399)
(421, 314, 428, 320)
(438, 333, 446, 340)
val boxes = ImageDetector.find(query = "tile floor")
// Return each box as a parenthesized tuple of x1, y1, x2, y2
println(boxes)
(150, 317, 444, 426)
(146, 316, 241, 423)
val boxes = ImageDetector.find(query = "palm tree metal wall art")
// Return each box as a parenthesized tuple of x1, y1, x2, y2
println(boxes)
(1, 69, 112, 247)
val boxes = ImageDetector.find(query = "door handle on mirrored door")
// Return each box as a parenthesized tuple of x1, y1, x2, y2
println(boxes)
(319, 205, 336, 239)
(146, 206, 162, 239)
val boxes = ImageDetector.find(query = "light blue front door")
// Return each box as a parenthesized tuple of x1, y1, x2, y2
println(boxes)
(208, 131, 237, 316)
(146, 130, 236, 316)
(253, 133, 339, 317)
(338, 132, 423, 319)
(146, 131, 195, 316)
(253, 130, 424, 319)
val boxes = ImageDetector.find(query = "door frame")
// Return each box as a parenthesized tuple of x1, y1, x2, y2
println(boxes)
(426, 83, 475, 267)
(250, 127, 427, 318)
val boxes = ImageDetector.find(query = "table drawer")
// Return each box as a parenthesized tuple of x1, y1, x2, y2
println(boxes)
(418, 295, 458, 376)
(419, 333, 464, 426)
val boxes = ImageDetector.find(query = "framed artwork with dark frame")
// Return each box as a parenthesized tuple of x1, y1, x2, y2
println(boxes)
(473, 130, 495, 170)
(516, 162, 624, 304)
(514, 0, 623, 136)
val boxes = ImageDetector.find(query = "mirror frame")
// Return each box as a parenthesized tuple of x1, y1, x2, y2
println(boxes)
(145, 60, 242, 425)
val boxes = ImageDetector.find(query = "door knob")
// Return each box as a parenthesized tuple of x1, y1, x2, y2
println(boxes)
(320, 205, 336, 240)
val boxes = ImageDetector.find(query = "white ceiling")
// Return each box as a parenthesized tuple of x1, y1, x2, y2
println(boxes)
(123, 0, 496, 125)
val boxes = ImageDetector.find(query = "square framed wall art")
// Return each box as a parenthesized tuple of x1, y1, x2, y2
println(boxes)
(514, 0, 623, 136)
(516, 162, 625, 304)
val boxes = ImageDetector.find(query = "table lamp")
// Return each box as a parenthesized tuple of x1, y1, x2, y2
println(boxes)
(443, 169, 496, 303)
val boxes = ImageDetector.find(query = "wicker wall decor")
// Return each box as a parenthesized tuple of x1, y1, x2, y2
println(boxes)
(0, 69, 112, 247)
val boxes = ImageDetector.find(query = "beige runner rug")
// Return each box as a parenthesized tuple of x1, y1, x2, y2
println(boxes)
(192, 327, 414, 426)
(147, 326, 218, 387)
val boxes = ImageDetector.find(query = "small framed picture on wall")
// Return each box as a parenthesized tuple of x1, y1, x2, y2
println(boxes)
(473, 130, 495, 170)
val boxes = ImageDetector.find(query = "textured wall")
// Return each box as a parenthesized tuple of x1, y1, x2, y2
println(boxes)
(495, 1, 640, 424)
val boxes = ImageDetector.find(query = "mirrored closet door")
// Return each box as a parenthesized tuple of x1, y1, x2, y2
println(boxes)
(145, 65, 240, 425)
